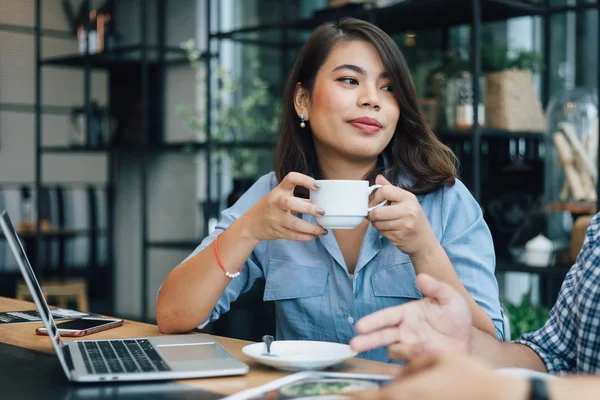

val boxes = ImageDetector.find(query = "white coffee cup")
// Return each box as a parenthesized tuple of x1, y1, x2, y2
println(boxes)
(309, 180, 386, 229)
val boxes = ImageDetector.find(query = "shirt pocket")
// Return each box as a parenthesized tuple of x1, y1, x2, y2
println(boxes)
(264, 260, 329, 340)
(370, 262, 422, 310)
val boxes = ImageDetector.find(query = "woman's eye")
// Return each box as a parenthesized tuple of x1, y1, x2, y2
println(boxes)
(339, 77, 358, 85)
(382, 85, 393, 92)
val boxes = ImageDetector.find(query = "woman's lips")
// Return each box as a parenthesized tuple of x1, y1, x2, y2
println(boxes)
(349, 121, 382, 134)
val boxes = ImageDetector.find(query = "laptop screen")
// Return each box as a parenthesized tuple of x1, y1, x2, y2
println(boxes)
(0, 210, 71, 378)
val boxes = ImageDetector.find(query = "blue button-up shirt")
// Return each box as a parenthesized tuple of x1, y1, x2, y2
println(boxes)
(181, 172, 503, 362)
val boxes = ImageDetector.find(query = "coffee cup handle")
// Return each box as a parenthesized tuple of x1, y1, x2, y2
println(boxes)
(367, 184, 387, 213)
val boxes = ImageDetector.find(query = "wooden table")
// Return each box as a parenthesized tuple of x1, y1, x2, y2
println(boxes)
(0, 297, 400, 398)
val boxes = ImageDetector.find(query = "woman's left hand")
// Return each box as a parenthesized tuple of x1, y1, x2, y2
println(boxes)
(368, 175, 436, 256)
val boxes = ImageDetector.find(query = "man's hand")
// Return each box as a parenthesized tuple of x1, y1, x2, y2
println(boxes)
(352, 351, 529, 400)
(350, 273, 472, 360)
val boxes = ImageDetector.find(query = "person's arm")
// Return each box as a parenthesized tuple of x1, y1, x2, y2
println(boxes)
(470, 327, 547, 371)
(409, 241, 496, 337)
(470, 212, 600, 372)
(370, 176, 497, 337)
(353, 209, 600, 372)
(350, 273, 544, 372)
(157, 172, 325, 334)
(509, 212, 600, 374)
(156, 173, 272, 334)
(548, 376, 600, 400)
(432, 179, 501, 337)
(156, 213, 261, 333)
(353, 350, 599, 400)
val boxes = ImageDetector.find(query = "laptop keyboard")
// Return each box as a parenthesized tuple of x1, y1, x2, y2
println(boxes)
(77, 339, 171, 374)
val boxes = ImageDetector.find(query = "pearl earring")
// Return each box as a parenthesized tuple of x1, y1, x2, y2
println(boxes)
(300, 112, 307, 128)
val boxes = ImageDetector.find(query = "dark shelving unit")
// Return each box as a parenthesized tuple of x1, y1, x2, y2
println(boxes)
(0, 23, 73, 39)
(0, 104, 74, 114)
(25, 0, 210, 320)
(199, 0, 600, 321)
(145, 240, 201, 250)
(41, 140, 276, 154)
(40, 45, 193, 69)
(211, 0, 544, 40)
(496, 259, 572, 306)
(26, 0, 243, 322)
(205, 0, 600, 206)
(495, 260, 571, 277)
(4, 0, 595, 323)
(0, 229, 106, 239)
(438, 128, 546, 139)
(0, 1, 115, 311)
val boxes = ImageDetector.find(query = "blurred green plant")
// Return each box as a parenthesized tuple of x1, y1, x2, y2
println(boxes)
(425, 50, 470, 98)
(426, 44, 543, 88)
(482, 41, 544, 74)
(424, 45, 543, 127)
(504, 284, 549, 340)
(177, 39, 281, 179)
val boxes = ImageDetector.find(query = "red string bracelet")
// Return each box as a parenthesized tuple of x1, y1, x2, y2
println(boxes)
(214, 233, 241, 279)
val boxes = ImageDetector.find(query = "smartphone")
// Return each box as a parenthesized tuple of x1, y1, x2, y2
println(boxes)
(35, 317, 124, 337)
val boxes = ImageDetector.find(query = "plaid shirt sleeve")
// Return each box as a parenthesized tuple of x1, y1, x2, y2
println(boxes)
(514, 213, 600, 374)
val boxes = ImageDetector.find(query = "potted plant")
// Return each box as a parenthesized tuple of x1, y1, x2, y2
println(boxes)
(424, 50, 471, 130)
(177, 39, 281, 211)
(504, 284, 549, 340)
(482, 42, 546, 132)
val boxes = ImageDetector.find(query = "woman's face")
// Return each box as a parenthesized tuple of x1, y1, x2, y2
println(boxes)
(299, 40, 400, 163)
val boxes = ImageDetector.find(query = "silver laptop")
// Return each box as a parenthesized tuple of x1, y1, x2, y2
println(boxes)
(0, 210, 248, 383)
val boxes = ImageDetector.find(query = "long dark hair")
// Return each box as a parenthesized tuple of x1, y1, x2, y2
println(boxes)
(274, 18, 457, 195)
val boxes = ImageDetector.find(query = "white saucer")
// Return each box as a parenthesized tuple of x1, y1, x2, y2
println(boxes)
(495, 368, 554, 380)
(242, 340, 358, 371)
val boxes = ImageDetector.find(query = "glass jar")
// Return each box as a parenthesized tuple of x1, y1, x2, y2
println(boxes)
(544, 86, 598, 244)
(453, 71, 485, 130)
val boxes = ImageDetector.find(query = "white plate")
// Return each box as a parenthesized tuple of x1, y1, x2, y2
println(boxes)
(242, 340, 358, 372)
(495, 368, 554, 380)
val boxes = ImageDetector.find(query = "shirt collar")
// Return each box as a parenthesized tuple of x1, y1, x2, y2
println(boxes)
(301, 213, 383, 276)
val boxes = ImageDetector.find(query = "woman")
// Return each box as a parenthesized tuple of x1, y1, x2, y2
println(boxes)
(156, 18, 503, 362)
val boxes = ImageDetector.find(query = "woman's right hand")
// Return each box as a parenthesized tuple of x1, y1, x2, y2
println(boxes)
(242, 172, 328, 242)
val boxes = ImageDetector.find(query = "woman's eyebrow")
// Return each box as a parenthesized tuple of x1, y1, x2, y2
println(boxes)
(332, 64, 366, 75)
(332, 64, 388, 79)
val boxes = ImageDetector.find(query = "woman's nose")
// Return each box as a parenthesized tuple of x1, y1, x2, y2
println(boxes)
(358, 84, 381, 110)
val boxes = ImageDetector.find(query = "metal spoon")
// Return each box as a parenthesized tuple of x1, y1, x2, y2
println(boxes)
(262, 334, 276, 357)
